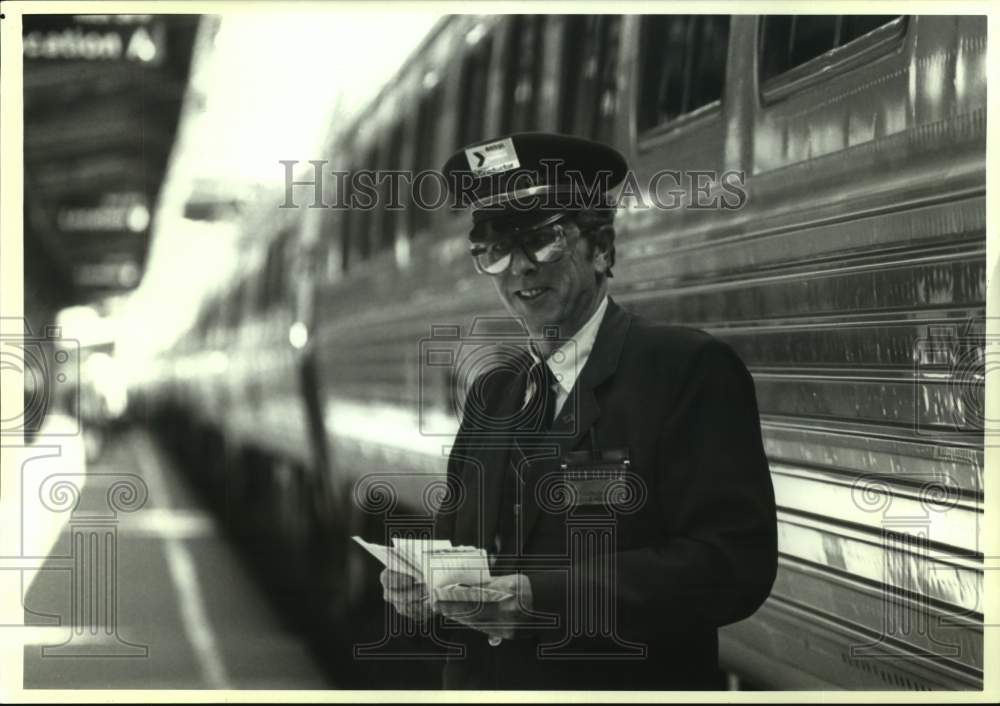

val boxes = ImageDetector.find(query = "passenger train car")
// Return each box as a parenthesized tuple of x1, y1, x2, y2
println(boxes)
(133, 14, 986, 689)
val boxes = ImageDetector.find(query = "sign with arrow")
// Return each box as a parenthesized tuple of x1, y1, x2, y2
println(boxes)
(22, 15, 167, 66)
(464, 137, 520, 177)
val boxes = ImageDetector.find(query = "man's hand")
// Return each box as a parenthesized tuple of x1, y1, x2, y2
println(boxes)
(435, 573, 533, 641)
(380, 568, 432, 624)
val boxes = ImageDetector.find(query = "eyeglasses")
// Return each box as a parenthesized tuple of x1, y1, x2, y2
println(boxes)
(469, 224, 573, 276)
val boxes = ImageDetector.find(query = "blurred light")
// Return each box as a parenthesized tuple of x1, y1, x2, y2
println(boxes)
(288, 321, 308, 349)
(126, 25, 158, 63)
(83, 351, 128, 419)
(465, 24, 485, 46)
(925, 57, 945, 107)
(175, 12, 443, 186)
(55, 305, 113, 348)
(325, 399, 457, 458)
(119, 262, 140, 288)
(395, 236, 411, 270)
(126, 203, 151, 232)
(207, 351, 230, 374)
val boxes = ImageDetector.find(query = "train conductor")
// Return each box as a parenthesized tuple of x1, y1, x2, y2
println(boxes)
(381, 132, 778, 690)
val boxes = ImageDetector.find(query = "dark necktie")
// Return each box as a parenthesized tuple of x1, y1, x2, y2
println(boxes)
(495, 352, 558, 558)
(524, 356, 558, 433)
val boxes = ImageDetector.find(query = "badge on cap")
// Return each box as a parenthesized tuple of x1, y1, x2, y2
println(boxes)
(465, 137, 521, 177)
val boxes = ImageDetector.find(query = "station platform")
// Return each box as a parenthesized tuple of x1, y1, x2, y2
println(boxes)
(6, 415, 333, 690)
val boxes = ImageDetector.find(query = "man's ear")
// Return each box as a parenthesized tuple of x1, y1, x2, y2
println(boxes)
(591, 247, 610, 275)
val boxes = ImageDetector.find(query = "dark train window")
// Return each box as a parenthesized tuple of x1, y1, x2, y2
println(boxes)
(239, 276, 255, 319)
(357, 146, 377, 261)
(256, 233, 286, 311)
(759, 15, 904, 88)
(267, 230, 290, 306)
(228, 279, 247, 327)
(637, 15, 730, 133)
(256, 249, 273, 311)
(338, 210, 351, 274)
(558, 15, 622, 142)
(379, 122, 405, 253)
(501, 15, 545, 134)
(410, 81, 443, 236)
(340, 164, 356, 273)
(457, 28, 494, 149)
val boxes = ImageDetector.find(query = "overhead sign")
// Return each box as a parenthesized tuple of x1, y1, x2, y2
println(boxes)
(22, 15, 166, 65)
(57, 193, 150, 235)
(56, 191, 151, 293)
(72, 260, 142, 290)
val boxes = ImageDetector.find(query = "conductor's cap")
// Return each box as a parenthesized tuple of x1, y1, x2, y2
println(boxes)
(442, 132, 628, 242)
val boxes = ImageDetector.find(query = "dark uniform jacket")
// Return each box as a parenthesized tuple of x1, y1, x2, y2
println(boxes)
(432, 298, 777, 690)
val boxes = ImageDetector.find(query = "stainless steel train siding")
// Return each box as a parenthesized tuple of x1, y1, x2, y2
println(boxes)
(133, 15, 986, 690)
(614, 16, 985, 690)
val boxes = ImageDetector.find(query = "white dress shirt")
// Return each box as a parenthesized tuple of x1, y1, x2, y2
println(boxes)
(523, 295, 609, 419)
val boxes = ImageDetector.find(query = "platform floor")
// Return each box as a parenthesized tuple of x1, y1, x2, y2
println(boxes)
(16, 419, 334, 690)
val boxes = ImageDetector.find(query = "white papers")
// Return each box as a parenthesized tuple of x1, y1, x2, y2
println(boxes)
(351, 536, 493, 591)
(352, 535, 422, 579)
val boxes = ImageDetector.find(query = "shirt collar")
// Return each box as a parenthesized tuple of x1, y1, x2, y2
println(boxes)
(528, 295, 609, 395)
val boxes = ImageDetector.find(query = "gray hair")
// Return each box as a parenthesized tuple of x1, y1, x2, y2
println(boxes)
(573, 208, 617, 279)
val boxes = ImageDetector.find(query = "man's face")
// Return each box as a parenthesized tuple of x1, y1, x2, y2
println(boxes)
(489, 221, 607, 340)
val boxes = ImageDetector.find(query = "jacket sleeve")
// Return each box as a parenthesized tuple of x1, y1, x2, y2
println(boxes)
(432, 450, 463, 542)
(526, 339, 778, 642)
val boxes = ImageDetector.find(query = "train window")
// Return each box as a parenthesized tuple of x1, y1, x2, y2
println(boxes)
(501, 15, 545, 133)
(379, 123, 405, 253)
(358, 146, 377, 261)
(457, 30, 494, 148)
(215, 296, 229, 333)
(339, 175, 351, 274)
(255, 250, 272, 312)
(637, 15, 730, 134)
(558, 15, 622, 142)
(410, 81, 443, 236)
(324, 238, 339, 282)
(266, 230, 290, 307)
(759, 15, 904, 98)
(206, 300, 221, 338)
(264, 244, 277, 309)
(228, 280, 246, 327)
(239, 276, 254, 320)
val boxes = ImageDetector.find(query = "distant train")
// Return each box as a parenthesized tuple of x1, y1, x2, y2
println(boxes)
(128, 14, 986, 689)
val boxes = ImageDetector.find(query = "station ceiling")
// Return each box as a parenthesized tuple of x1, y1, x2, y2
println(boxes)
(22, 14, 200, 319)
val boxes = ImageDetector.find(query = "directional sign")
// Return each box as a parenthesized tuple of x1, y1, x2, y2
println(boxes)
(22, 15, 167, 66)
(56, 193, 150, 235)
(72, 259, 143, 290)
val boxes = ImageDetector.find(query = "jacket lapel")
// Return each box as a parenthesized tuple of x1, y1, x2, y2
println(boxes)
(518, 298, 633, 551)
(454, 365, 527, 549)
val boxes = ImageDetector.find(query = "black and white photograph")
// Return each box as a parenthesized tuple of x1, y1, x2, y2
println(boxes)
(0, 2, 995, 699)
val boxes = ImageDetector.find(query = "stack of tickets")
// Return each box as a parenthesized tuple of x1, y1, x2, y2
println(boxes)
(352, 536, 511, 603)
